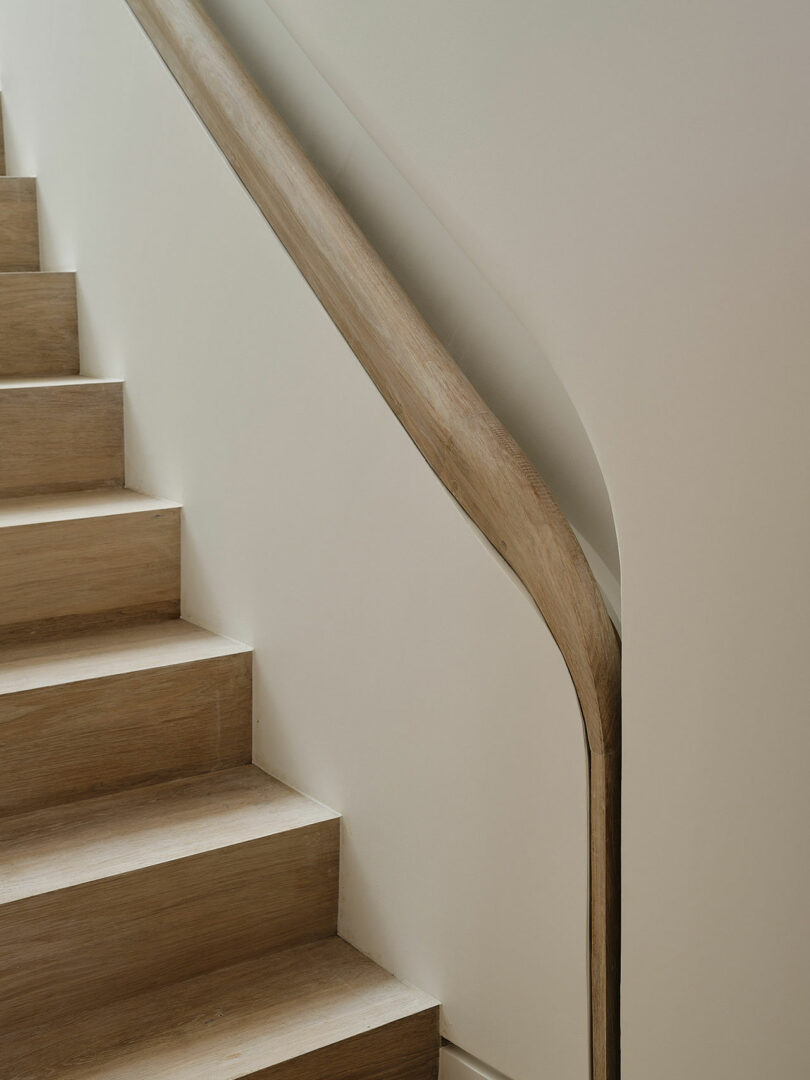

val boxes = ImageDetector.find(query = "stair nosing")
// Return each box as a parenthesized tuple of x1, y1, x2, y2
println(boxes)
(0, 618, 251, 694)
(0, 487, 181, 527)
(0, 375, 124, 389)
(0, 938, 438, 1080)
(0, 766, 340, 906)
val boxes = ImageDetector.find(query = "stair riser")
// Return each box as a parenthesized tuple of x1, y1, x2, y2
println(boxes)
(0, 381, 123, 498)
(251, 1010, 441, 1080)
(0, 74, 443, 1080)
(0, 273, 79, 376)
(0, 653, 252, 816)
(0, 178, 38, 271)
(0, 508, 180, 643)
(0, 822, 340, 1033)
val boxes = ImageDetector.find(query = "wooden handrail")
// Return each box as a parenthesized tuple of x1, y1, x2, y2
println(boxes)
(124, 1, 622, 1075)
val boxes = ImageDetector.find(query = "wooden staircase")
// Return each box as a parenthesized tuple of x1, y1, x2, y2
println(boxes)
(0, 102, 439, 1079)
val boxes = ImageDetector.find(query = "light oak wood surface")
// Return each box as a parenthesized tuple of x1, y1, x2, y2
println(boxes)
(0, 769, 339, 1032)
(0, 489, 180, 641)
(591, 748, 621, 1079)
(0, 376, 123, 496)
(0, 96, 5, 177)
(0, 273, 80, 375)
(0, 177, 38, 271)
(0, 620, 252, 815)
(0, 616, 249, 693)
(0, 92, 439, 1078)
(125, 2, 621, 1073)
(0, 938, 439, 1080)
(252, 1013, 440, 1080)
(0, 765, 338, 904)
(0, 486, 175, 525)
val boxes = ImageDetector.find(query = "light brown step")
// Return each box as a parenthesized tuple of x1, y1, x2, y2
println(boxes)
(0, 177, 38, 271)
(0, 619, 252, 816)
(0, 488, 180, 643)
(0, 937, 439, 1080)
(0, 273, 79, 376)
(0, 766, 340, 1034)
(0, 376, 123, 497)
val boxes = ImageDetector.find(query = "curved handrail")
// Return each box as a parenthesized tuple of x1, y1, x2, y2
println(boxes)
(124, 1, 622, 1075)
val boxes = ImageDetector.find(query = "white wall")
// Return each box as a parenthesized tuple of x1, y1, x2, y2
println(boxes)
(213, 1, 810, 1076)
(0, 3, 590, 1078)
(199, 0, 621, 625)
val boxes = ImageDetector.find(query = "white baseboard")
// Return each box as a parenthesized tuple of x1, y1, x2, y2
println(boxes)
(440, 1045, 513, 1080)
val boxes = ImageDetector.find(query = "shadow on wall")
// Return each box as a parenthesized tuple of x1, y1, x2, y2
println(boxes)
(199, 0, 621, 627)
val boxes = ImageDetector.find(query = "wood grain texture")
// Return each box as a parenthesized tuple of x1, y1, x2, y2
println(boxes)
(590, 750, 621, 1080)
(0, 779, 339, 1032)
(0, 623, 252, 815)
(124, 2, 621, 1072)
(0, 273, 80, 376)
(250, 1011, 440, 1080)
(0, 377, 123, 497)
(0, 489, 180, 642)
(0, 765, 338, 904)
(0, 177, 38, 271)
(0, 74, 438, 1080)
(0, 616, 248, 692)
(0, 938, 438, 1080)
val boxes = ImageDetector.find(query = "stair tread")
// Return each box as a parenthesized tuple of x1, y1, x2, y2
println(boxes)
(0, 487, 179, 527)
(0, 938, 437, 1080)
(0, 765, 337, 905)
(0, 617, 250, 694)
(0, 374, 122, 389)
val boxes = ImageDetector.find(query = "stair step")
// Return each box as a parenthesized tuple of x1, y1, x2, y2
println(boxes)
(0, 765, 337, 904)
(0, 619, 252, 815)
(0, 376, 123, 497)
(0, 938, 439, 1080)
(0, 766, 340, 1033)
(0, 82, 441, 1080)
(0, 95, 5, 177)
(0, 177, 38, 271)
(0, 488, 180, 643)
(0, 273, 79, 375)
